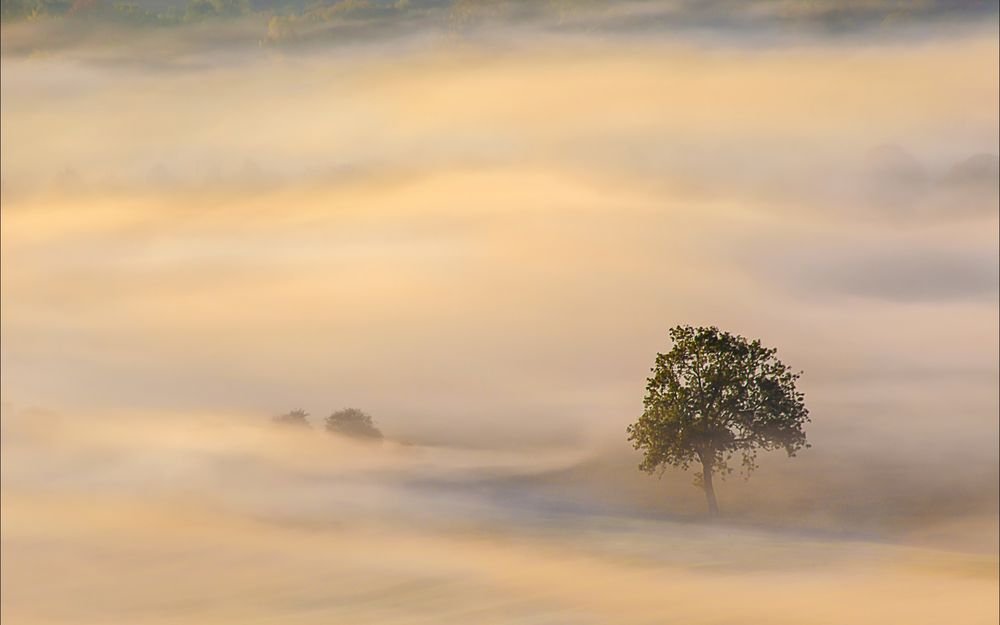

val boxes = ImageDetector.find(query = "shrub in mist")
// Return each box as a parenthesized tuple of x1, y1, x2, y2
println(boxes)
(272, 409, 311, 428)
(324, 408, 383, 441)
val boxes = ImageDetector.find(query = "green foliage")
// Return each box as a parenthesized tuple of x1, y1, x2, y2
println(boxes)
(263, 0, 401, 44)
(627, 326, 809, 484)
(324, 407, 383, 441)
(272, 408, 311, 427)
(4, 0, 991, 36)
(2, 0, 70, 20)
(184, 0, 248, 20)
(1, 0, 177, 24)
(107, 2, 174, 25)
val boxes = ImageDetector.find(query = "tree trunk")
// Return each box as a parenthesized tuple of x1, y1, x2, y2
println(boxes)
(701, 458, 720, 517)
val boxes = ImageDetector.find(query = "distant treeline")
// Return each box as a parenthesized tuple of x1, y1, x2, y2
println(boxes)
(2, 0, 997, 44)
(2, 0, 233, 25)
(0, 0, 395, 28)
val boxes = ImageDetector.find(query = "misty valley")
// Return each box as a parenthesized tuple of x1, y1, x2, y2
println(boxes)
(2, 2, 999, 624)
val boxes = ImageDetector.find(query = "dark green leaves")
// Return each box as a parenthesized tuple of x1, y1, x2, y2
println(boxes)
(627, 325, 809, 481)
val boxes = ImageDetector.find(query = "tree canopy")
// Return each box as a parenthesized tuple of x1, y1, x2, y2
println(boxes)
(272, 409, 311, 427)
(627, 325, 809, 515)
(324, 408, 383, 441)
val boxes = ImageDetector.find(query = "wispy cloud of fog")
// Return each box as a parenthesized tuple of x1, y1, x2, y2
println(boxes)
(2, 407, 998, 624)
(773, 245, 999, 302)
(3, 32, 996, 435)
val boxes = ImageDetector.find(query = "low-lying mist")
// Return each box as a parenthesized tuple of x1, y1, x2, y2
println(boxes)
(2, 406, 998, 624)
(2, 8, 998, 624)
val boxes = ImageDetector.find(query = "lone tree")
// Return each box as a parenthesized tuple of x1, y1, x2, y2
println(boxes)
(273, 409, 311, 427)
(627, 326, 809, 516)
(324, 408, 383, 441)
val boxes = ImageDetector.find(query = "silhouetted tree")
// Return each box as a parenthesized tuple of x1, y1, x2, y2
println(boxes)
(324, 408, 382, 441)
(627, 326, 809, 516)
(272, 409, 311, 428)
